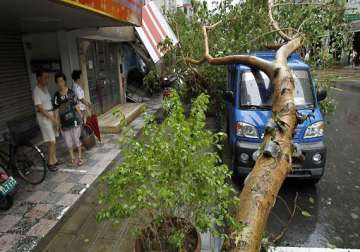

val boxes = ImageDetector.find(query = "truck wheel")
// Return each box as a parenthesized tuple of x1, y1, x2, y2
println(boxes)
(0, 195, 13, 211)
(231, 156, 245, 186)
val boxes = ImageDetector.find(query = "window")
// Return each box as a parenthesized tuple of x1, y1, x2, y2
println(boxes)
(239, 69, 314, 108)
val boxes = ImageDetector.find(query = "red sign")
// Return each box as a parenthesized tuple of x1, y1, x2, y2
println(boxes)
(62, 0, 143, 25)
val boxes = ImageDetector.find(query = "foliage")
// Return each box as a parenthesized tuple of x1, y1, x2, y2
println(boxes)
(315, 78, 337, 115)
(143, 69, 162, 95)
(98, 91, 240, 249)
(164, 0, 351, 111)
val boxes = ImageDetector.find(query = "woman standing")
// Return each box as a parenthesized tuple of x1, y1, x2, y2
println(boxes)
(71, 70, 91, 123)
(53, 72, 84, 166)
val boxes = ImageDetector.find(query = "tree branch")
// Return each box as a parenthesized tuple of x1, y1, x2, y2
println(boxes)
(185, 23, 275, 77)
(268, 0, 293, 41)
(276, 35, 304, 65)
(272, 192, 299, 245)
(250, 28, 297, 44)
(273, 2, 327, 8)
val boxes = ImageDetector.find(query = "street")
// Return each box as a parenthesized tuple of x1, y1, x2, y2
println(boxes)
(266, 80, 360, 249)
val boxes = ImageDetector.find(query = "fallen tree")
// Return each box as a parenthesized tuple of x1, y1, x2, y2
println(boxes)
(177, 0, 351, 251)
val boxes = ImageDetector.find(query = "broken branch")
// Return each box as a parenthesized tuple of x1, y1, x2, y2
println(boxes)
(268, 0, 293, 41)
(272, 192, 299, 245)
(184, 22, 275, 77)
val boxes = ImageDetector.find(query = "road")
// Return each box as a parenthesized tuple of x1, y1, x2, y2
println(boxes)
(265, 81, 360, 249)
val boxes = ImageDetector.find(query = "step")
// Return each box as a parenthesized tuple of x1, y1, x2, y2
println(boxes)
(98, 103, 145, 134)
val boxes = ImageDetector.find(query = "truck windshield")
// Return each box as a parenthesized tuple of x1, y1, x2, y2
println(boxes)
(239, 69, 314, 109)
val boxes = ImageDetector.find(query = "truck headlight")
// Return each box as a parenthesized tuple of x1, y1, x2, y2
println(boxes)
(304, 121, 325, 138)
(236, 122, 258, 138)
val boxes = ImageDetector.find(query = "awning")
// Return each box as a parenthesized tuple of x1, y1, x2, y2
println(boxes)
(60, 0, 143, 26)
(0, 0, 143, 33)
(135, 1, 178, 63)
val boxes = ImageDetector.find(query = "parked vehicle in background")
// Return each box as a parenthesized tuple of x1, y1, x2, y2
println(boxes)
(0, 166, 16, 210)
(225, 51, 327, 184)
(161, 74, 183, 98)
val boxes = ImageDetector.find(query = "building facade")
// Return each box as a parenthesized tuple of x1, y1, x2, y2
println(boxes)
(0, 0, 143, 132)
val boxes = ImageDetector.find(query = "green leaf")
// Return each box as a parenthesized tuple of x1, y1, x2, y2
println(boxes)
(309, 197, 315, 204)
(327, 243, 337, 249)
(301, 210, 312, 218)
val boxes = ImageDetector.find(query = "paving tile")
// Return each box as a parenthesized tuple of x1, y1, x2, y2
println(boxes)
(13, 190, 35, 202)
(0, 215, 22, 233)
(96, 147, 113, 153)
(79, 174, 97, 184)
(56, 194, 80, 207)
(69, 183, 88, 195)
(50, 173, 70, 184)
(43, 192, 65, 205)
(43, 233, 76, 252)
(25, 203, 52, 220)
(0, 233, 22, 252)
(25, 191, 50, 204)
(8, 235, 39, 252)
(27, 219, 57, 237)
(65, 174, 84, 184)
(4, 202, 35, 217)
(39, 180, 62, 191)
(43, 205, 69, 220)
(84, 158, 98, 168)
(8, 217, 37, 235)
(54, 182, 75, 193)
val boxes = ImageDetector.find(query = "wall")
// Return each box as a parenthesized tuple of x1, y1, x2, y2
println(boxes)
(22, 32, 61, 95)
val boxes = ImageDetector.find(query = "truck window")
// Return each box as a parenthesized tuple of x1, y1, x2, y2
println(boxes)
(239, 69, 314, 108)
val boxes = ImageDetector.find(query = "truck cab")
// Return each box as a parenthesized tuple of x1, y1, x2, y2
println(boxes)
(225, 51, 327, 184)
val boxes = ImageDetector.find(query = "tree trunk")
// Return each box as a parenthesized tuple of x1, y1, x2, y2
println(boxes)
(228, 37, 303, 252)
(185, 19, 304, 252)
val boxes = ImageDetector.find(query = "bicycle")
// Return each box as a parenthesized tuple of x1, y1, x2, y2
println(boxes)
(0, 115, 47, 185)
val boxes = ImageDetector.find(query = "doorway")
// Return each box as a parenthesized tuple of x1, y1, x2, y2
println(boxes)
(83, 40, 121, 114)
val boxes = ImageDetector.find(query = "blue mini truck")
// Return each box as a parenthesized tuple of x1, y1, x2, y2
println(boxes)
(225, 51, 327, 184)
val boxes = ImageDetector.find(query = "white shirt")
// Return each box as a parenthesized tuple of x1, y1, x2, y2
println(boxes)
(33, 85, 53, 111)
(73, 82, 86, 111)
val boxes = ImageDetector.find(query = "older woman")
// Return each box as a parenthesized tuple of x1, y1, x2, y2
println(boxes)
(53, 72, 84, 166)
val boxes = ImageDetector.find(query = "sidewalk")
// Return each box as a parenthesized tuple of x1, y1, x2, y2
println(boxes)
(314, 67, 360, 83)
(0, 96, 162, 252)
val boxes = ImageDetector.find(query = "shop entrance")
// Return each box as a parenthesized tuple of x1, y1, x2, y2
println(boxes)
(83, 40, 120, 114)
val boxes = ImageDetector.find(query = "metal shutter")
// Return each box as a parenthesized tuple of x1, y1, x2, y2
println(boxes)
(0, 33, 34, 132)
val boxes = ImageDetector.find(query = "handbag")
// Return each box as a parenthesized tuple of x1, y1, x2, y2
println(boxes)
(80, 124, 96, 150)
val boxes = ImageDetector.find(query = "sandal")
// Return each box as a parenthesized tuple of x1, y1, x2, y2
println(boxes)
(68, 159, 77, 167)
(53, 160, 64, 166)
(47, 164, 59, 172)
(77, 159, 84, 166)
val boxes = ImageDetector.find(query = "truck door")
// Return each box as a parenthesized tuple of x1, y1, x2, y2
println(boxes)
(226, 66, 237, 144)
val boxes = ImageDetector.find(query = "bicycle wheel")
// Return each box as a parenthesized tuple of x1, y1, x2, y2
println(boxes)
(0, 195, 13, 211)
(15, 143, 47, 185)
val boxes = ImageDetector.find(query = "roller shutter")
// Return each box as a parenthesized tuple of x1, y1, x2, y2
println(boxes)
(0, 33, 34, 132)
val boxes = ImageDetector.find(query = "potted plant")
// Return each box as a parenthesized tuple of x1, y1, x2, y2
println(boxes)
(97, 91, 240, 251)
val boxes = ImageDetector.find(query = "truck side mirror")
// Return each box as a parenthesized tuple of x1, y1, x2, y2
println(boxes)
(316, 89, 327, 102)
(224, 90, 234, 104)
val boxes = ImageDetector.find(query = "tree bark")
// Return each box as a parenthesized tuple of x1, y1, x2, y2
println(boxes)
(227, 36, 303, 252)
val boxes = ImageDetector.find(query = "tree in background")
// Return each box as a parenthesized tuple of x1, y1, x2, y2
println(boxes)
(166, 0, 351, 114)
